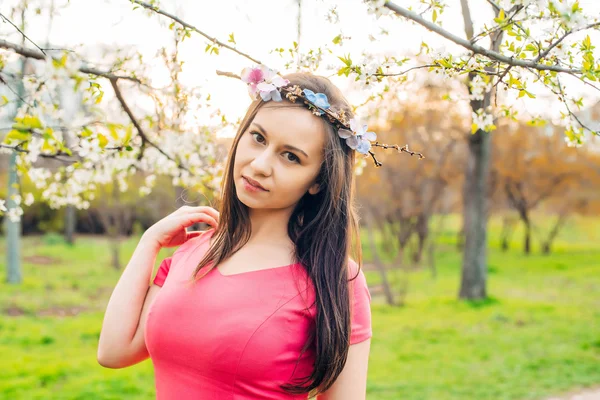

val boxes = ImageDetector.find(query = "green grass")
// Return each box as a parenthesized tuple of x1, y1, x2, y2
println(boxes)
(0, 215, 599, 400)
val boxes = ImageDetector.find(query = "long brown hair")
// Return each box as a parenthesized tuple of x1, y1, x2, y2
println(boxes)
(190, 72, 363, 397)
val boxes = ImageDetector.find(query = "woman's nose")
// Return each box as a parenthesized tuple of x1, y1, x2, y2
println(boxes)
(250, 149, 272, 176)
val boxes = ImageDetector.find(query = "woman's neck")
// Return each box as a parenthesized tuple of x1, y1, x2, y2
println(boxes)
(247, 206, 294, 247)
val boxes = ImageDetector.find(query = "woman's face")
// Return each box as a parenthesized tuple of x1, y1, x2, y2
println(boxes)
(233, 103, 327, 210)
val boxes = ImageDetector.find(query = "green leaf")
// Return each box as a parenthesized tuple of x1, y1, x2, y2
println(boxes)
(228, 33, 236, 45)
(5, 129, 30, 142)
(525, 44, 537, 53)
(494, 9, 505, 24)
(332, 34, 342, 45)
(581, 35, 592, 51)
(109, 124, 120, 141)
(97, 133, 108, 148)
(124, 125, 133, 144)
(338, 54, 352, 67)
(337, 66, 351, 77)
(42, 127, 54, 140)
(18, 115, 43, 130)
(81, 127, 94, 138)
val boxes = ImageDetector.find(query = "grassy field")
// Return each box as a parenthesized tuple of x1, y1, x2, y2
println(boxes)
(0, 215, 599, 399)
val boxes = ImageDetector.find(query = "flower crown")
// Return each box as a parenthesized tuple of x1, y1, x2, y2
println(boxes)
(236, 65, 424, 167)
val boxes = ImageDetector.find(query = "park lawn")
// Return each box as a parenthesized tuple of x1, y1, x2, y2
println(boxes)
(0, 215, 599, 400)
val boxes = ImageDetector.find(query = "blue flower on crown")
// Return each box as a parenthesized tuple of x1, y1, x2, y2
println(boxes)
(337, 118, 377, 155)
(302, 89, 330, 115)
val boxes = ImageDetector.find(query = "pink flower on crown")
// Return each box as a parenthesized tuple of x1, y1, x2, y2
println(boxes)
(241, 65, 290, 102)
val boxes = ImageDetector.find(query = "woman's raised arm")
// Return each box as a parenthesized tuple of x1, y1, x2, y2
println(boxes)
(97, 205, 219, 368)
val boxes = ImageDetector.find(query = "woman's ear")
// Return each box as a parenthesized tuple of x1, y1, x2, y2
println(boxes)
(308, 183, 321, 195)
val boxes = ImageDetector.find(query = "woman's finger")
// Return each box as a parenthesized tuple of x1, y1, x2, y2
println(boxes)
(179, 213, 218, 229)
(180, 206, 220, 221)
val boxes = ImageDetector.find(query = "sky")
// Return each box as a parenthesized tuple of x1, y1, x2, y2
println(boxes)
(1, 0, 599, 136)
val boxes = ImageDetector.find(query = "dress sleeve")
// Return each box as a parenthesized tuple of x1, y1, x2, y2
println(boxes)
(348, 259, 373, 345)
(151, 228, 214, 287)
(153, 256, 173, 287)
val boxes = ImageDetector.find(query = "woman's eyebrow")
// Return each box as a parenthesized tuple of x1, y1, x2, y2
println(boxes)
(252, 123, 309, 158)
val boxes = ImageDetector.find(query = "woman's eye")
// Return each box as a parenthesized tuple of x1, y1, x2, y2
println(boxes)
(250, 131, 300, 164)
(285, 152, 300, 163)
(251, 132, 265, 143)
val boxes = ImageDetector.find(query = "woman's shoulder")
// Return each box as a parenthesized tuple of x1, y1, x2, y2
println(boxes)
(347, 258, 364, 277)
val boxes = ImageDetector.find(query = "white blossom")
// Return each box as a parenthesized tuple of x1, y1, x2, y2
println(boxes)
(139, 186, 152, 196)
(472, 108, 495, 132)
(326, 6, 340, 24)
(549, 0, 588, 30)
(24, 193, 35, 207)
(78, 137, 102, 162)
(469, 75, 493, 101)
(365, 0, 392, 18)
(24, 136, 44, 164)
(29, 167, 52, 189)
(7, 206, 24, 223)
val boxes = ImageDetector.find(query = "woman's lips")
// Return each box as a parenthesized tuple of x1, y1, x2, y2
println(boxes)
(242, 176, 268, 192)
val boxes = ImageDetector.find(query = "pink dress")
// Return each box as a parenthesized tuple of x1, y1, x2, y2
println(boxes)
(144, 228, 372, 399)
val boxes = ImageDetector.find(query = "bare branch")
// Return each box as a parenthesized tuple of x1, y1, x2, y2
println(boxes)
(109, 78, 190, 172)
(384, 1, 582, 74)
(0, 12, 46, 55)
(130, 0, 262, 65)
(485, 0, 530, 43)
(556, 76, 598, 135)
(0, 72, 34, 107)
(374, 64, 434, 77)
(0, 39, 142, 83)
(0, 143, 72, 158)
(459, 0, 474, 41)
(536, 22, 600, 62)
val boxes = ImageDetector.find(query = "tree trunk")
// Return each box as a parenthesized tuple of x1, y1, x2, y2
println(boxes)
(541, 212, 568, 255)
(64, 205, 76, 245)
(365, 214, 395, 306)
(5, 55, 26, 285)
(459, 125, 490, 299)
(5, 151, 23, 284)
(459, 74, 492, 300)
(412, 214, 428, 263)
(427, 238, 436, 279)
(458, 0, 503, 300)
(397, 217, 413, 265)
(523, 216, 531, 254)
(500, 216, 516, 252)
(456, 227, 464, 251)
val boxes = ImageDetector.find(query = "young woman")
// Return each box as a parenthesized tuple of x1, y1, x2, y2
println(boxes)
(98, 70, 373, 399)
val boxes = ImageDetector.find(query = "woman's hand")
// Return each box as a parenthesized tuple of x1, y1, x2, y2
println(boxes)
(142, 205, 220, 249)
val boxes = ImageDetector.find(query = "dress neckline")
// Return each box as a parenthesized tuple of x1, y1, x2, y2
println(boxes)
(216, 262, 300, 277)
(202, 228, 301, 278)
